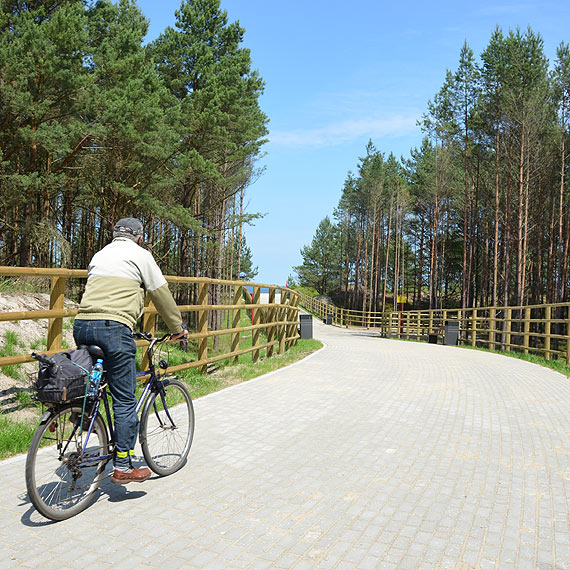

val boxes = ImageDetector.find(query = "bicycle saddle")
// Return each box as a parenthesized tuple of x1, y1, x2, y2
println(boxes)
(78, 344, 105, 360)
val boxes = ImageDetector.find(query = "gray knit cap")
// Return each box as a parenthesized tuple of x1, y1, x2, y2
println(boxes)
(113, 218, 143, 242)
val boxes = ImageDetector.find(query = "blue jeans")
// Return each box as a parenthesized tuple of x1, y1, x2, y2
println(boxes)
(73, 319, 138, 469)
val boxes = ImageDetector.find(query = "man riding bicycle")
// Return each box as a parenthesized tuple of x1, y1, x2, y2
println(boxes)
(73, 218, 188, 484)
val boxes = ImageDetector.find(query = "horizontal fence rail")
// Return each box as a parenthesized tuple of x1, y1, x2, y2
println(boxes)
(298, 293, 570, 363)
(0, 267, 300, 374)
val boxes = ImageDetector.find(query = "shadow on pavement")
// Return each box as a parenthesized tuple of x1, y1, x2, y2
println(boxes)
(20, 466, 149, 526)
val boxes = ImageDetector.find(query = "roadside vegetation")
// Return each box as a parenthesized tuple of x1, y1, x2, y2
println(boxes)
(0, 311, 322, 460)
(392, 335, 570, 378)
(460, 344, 570, 378)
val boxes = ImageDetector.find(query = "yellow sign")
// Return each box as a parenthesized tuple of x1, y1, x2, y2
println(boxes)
(397, 296, 407, 304)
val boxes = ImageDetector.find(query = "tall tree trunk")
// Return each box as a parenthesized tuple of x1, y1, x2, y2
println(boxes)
(429, 196, 439, 309)
(503, 139, 513, 306)
(237, 185, 244, 280)
(462, 121, 469, 308)
(368, 202, 377, 314)
(521, 147, 530, 305)
(492, 128, 500, 306)
(560, 114, 569, 301)
(361, 215, 370, 315)
(417, 211, 425, 306)
(382, 196, 393, 312)
(515, 131, 525, 307)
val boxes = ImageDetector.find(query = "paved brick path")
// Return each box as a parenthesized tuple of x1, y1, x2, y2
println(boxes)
(2, 318, 570, 569)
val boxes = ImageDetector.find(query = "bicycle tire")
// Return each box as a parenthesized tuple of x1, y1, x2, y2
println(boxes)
(25, 404, 110, 521)
(139, 378, 194, 476)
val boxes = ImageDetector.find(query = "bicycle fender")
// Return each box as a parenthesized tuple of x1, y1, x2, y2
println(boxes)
(39, 410, 52, 423)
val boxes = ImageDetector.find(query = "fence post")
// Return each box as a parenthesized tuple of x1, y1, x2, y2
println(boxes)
(489, 307, 496, 350)
(47, 276, 66, 352)
(142, 295, 156, 336)
(523, 307, 531, 354)
(278, 290, 287, 354)
(197, 281, 208, 373)
(287, 292, 299, 347)
(141, 294, 156, 371)
(504, 308, 512, 352)
(252, 286, 261, 362)
(267, 287, 276, 357)
(471, 308, 477, 347)
(544, 305, 551, 361)
(417, 312, 421, 340)
(566, 305, 570, 364)
(231, 285, 243, 363)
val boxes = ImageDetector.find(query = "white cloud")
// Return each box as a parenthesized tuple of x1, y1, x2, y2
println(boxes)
(269, 113, 420, 148)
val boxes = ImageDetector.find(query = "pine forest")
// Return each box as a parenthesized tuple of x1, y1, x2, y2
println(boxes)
(0, 0, 265, 286)
(295, 28, 570, 312)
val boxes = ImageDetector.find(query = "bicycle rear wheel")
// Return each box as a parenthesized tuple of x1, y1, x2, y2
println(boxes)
(25, 404, 110, 521)
(139, 377, 194, 476)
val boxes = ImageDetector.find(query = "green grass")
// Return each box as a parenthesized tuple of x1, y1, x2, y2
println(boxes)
(392, 334, 570, 378)
(0, 325, 323, 459)
(0, 277, 49, 294)
(0, 414, 37, 460)
(461, 343, 570, 377)
(0, 331, 26, 380)
(141, 330, 323, 399)
(216, 338, 323, 383)
(14, 389, 35, 407)
(29, 338, 46, 351)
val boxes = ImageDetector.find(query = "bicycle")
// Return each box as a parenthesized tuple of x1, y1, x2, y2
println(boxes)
(25, 332, 195, 521)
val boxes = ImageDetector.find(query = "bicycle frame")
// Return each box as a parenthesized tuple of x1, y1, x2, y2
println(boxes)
(27, 331, 194, 521)
(75, 334, 171, 464)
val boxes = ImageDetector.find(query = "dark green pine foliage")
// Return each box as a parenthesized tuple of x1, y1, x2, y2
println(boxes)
(0, 0, 89, 266)
(150, 0, 268, 278)
(296, 27, 569, 309)
(295, 216, 341, 295)
(232, 234, 258, 281)
(0, 0, 266, 292)
(84, 1, 176, 218)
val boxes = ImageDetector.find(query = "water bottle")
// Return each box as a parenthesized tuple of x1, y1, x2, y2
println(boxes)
(87, 359, 104, 396)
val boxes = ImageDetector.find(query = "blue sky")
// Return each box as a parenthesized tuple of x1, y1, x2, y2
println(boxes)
(136, 0, 570, 286)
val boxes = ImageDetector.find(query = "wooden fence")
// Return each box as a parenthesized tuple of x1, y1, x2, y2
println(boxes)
(0, 267, 300, 373)
(298, 293, 570, 363)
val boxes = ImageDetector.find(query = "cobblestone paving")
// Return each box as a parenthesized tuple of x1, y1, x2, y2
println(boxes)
(2, 319, 570, 569)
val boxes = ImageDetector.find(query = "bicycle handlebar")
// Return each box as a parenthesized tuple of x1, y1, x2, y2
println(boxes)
(133, 332, 172, 342)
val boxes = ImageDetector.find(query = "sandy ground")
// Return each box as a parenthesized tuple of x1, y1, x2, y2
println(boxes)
(0, 293, 77, 421)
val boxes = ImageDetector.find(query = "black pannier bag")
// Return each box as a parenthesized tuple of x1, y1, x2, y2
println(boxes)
(31, 348, 94, 403)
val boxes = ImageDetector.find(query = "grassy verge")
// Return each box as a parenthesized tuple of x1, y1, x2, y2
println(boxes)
(0, 415, 37, 460)
(0, 336, 323, 460)
(392, 335, 570, 378)
(0, 331, 27, 380)
(460, 343, 570, 378)
(0, 277, 50, 294)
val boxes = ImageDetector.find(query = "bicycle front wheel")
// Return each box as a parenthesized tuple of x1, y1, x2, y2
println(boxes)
(139, 378, 194, 476)
(25, 405, 110, 521)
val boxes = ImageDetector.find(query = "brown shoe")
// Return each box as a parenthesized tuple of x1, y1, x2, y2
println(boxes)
(111, 466, 151, 485)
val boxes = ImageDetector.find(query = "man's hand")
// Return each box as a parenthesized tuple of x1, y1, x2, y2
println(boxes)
(171, 329, 189, 341)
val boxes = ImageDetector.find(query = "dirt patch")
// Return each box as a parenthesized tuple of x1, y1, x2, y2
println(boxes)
(0, 293, 77, 422)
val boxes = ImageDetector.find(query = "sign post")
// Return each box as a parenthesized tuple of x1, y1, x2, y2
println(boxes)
(397, 296, 407, 336)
